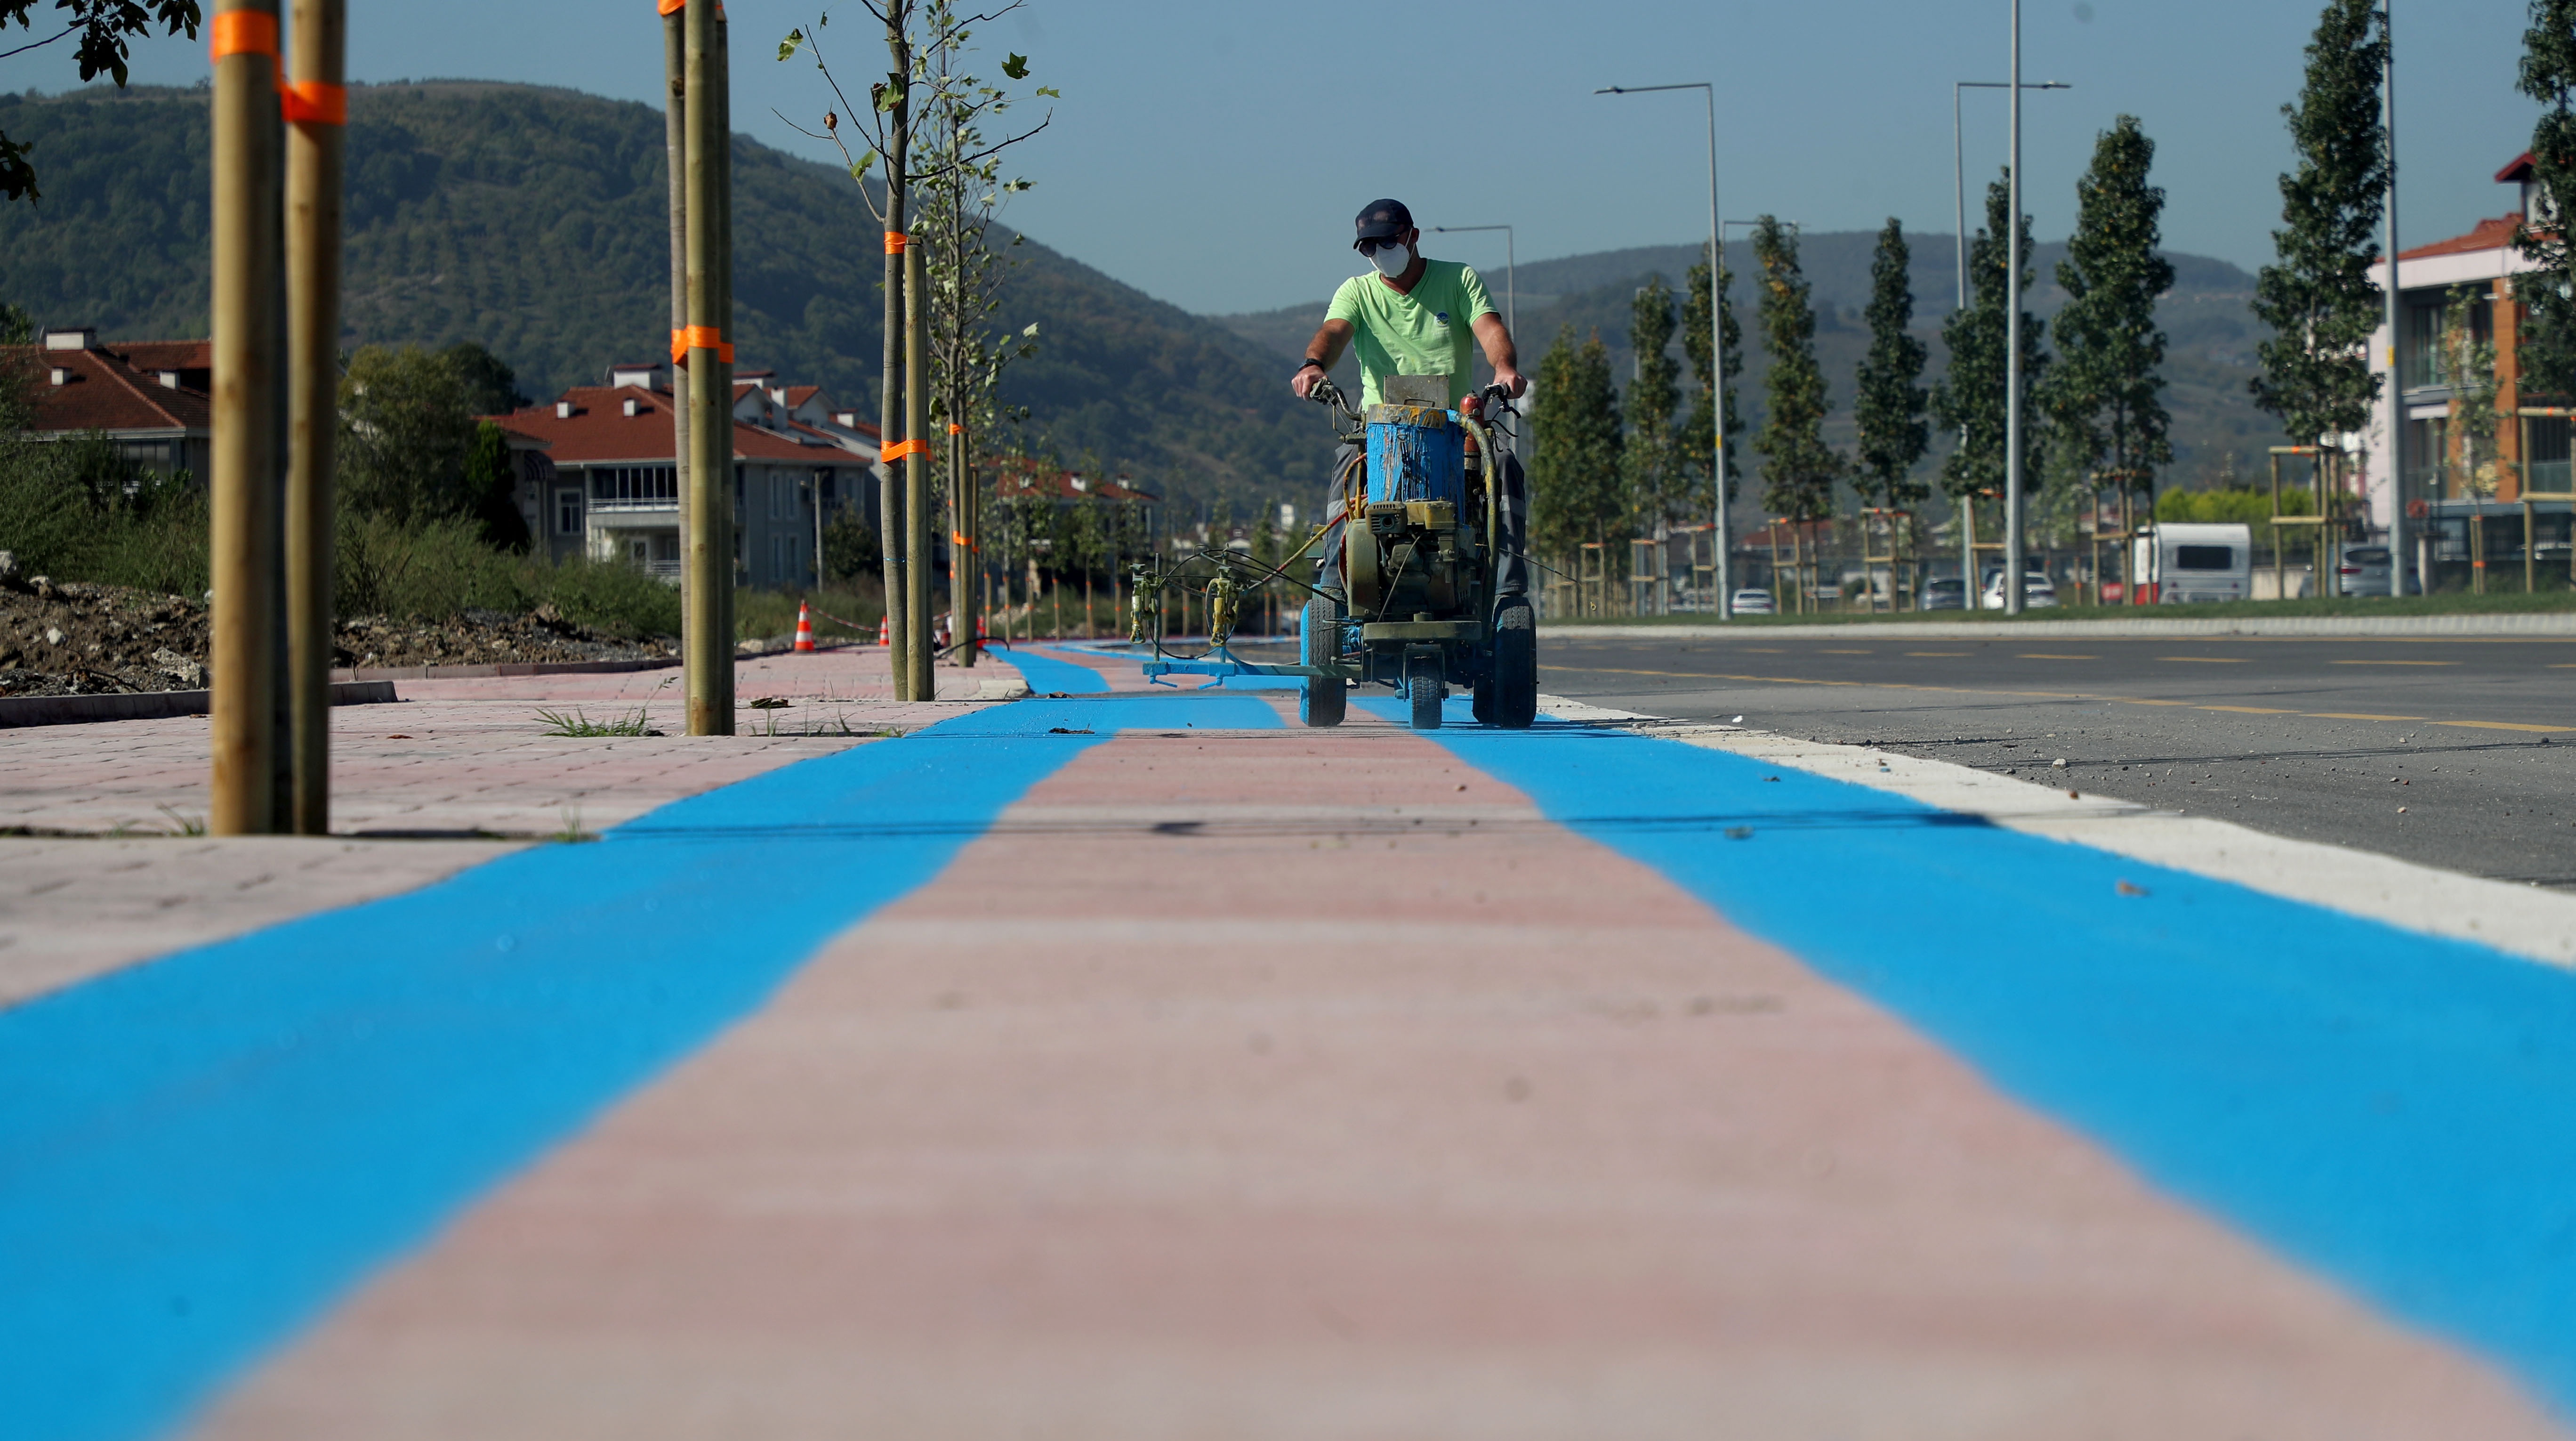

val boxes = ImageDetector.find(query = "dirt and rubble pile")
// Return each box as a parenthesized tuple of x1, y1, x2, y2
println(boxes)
(0, 551, 676, 699)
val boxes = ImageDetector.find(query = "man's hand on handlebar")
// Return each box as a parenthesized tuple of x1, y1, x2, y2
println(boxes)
(1491, 365, 1527, 399)
(1291, 364, 1325, 401)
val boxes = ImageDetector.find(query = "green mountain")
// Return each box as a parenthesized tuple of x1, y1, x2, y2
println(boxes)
(0, 81, 2282, 532)
(1219, 234, 2288, 505)
(0, 81, 1329, 517)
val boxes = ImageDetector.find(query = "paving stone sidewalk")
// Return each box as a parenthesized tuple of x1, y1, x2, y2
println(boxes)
(0, 647, 1005, 1004)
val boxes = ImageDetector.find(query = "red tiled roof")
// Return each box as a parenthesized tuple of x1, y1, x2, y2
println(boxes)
(2500, 152, 2536, 183)
(493, 386, 861, 467)
(991, 459, 1158, 503)
(2399, 213, 2522, 261)
(113, 340, 213, 373)
(786, 385, 821, 407)
(5, 343, 209, 434)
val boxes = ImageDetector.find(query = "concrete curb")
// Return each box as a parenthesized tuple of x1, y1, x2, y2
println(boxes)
(330, 657, 681, 682)
(1548, 613, 2576, 640)
(0, 680, 398, 729)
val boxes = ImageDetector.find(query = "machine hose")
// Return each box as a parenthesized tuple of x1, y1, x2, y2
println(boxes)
(1457, 413, 1504, 600)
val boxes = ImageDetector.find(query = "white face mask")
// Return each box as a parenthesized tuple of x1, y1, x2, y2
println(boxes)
(1367, 243, 1412, 278)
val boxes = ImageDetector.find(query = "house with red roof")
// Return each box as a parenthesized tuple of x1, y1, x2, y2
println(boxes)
(2358, 151, 2569, 574)
(7, 327, 213, 479)
(494, 360, 881, 588)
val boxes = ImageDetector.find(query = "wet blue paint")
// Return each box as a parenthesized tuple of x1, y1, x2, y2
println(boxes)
(1402, 704, 2576, 1417)
(999, 647, 1108, 695)
(0, 689, 1277, 1441)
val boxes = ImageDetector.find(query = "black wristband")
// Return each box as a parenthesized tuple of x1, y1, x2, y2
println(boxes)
(1296, 358, 1324, 373)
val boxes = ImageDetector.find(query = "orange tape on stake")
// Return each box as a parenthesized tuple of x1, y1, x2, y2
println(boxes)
(884, 232, 910, 254)
(948, 422, 963, 434)
(209, 9, 278, 61)
(669, 326, 734, 364)
(882, 438, 928, 462)
(657, 0, 684, 12)
(951, 530, 980, 552)
(281, 81, 346, 126)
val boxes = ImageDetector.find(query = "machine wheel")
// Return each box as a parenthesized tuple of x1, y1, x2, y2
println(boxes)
(1490, 598, 1537, 729)
(1406, 651, 1444, 731)
(1299, 597, 1345, 728)
(1470, 674, 1496, 725)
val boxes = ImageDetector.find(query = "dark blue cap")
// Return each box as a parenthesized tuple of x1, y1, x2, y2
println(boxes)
(1353, 198, 1412, 248)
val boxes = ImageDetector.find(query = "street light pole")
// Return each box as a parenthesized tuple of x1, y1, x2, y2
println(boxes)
(1430, 224, 1515, 337)
(1954, 81, 2069, 310)
(1598, 81, 1728, 617)
(2004, 0, 2028, 617)
(1953, 78, 2068, 602)
(2385, 1, 2409, 599)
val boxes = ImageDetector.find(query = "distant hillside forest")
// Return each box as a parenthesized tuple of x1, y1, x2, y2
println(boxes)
(1220, 234, 2291, 516)
(0, 81, 2284, 531)
(0, 81, 1325, 519)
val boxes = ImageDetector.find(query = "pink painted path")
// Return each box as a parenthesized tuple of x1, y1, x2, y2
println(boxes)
(185, 664, 2566, 1439)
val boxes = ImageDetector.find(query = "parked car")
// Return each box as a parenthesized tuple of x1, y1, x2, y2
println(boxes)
(1979, 569, 2060, 609)
(2337, 543, 2394, 596)
(1730, 587, 1777, 615)
(1921, 576, 1967, 611)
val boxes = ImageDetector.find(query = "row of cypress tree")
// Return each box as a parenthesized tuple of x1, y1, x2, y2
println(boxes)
(1525, 115, 2174, 565)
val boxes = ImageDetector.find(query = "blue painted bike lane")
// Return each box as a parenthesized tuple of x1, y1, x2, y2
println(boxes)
(1384, 699, 2576, 1419)
(0, 684, 1278, 1441)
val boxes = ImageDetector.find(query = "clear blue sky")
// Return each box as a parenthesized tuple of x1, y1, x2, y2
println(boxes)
(4, 0, 2544, 316)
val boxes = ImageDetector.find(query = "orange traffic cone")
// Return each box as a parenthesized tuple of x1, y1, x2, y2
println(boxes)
(794, 601, 815, 653)
(877, 615, 890, 646)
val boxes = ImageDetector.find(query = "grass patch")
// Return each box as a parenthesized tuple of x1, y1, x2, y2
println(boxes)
(1548, 591, 2576, 627)
(536, 706, 662, 737)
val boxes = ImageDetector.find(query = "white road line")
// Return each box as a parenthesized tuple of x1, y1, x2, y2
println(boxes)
(1536, 695, 2576, 970)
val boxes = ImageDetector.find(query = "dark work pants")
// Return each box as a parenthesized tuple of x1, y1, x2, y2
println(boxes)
(1321, 441, 1530, 602)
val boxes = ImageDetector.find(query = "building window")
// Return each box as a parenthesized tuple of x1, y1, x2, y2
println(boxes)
(556, 487, 584, 535)
(773, 534, 802, 584)
(770, 471, 801, 520)
(2406, 416, 2449, 501)
(111, 440, 173, 473)
(588, 465, 677, 509)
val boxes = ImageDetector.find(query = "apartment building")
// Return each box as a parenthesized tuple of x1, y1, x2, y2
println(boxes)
(494, 361, 882, 588)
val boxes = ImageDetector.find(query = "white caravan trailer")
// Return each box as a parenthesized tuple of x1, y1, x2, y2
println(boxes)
(2133, 522, 2254, 604)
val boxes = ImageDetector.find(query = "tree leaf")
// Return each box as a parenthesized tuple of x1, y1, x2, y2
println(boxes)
(1034, 86, 1060, 98)
(778, 29, 804, 63)
(1002, 52, 1030, 80)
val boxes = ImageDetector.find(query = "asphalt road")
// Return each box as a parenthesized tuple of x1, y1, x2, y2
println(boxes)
(1533, 631, 2576, 891)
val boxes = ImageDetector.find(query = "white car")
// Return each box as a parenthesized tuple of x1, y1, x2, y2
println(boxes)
(1730, 588, 1777, 615)
(1980, 570, 2059, 609)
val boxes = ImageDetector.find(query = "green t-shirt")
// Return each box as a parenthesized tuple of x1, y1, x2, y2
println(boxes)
(1325, 259, 1496, 409)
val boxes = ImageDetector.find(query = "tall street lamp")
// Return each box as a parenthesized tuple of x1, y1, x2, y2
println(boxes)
(2384, 1, 2408, 599)
(1430, 223, 1515, 336)
(1954, 76, 2069, 602)
(2005, 0, 2029, 615)
(1954, 80, 2070, 311)
(1597, 81, 1730, 618)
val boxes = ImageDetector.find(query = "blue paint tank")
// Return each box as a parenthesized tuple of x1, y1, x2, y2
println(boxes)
(1364, 404, 1465, 508)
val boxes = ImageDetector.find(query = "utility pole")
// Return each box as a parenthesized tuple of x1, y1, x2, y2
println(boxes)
(284, 0, 346, 836)
(2003, 0, 2027, 617)
(209, 0, 286, 834)
(665, 1, 691, 602)
(682, 0, 734, 734)
(2384, 0, 2409, 599)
